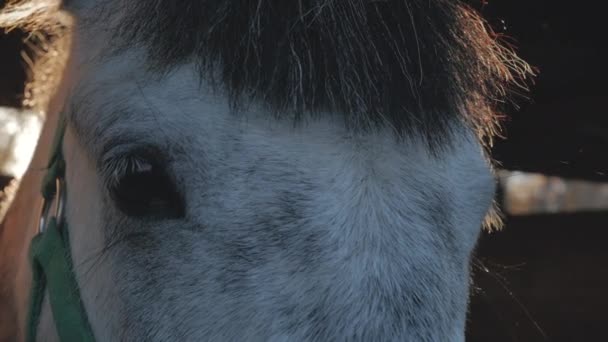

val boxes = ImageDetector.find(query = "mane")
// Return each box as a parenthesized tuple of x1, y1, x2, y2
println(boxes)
(94, 0, 532, 148)
(1, 1, 532, 147)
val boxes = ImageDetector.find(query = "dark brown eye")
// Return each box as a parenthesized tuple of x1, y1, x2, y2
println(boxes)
(108, 157, 184, 219)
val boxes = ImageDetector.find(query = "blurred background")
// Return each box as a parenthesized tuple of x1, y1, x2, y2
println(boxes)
(468, 1, 608, 341)
(1, 0, 607, 341)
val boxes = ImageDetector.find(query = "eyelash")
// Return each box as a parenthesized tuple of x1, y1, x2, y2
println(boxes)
(102, 155, 153, 189)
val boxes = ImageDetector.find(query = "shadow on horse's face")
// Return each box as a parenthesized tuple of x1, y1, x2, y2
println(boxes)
(47, 45, 495, 342)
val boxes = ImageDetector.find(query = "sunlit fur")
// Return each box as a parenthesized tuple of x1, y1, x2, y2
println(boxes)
(1, 0, 530, 341)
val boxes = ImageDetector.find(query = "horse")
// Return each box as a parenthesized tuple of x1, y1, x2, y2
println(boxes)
(0, 0, 531, 340)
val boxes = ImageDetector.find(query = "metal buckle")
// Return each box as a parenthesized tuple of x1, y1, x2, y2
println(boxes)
(38, 177, 66, 233)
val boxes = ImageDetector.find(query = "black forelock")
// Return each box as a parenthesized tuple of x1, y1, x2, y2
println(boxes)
(98, 0, 529, 147)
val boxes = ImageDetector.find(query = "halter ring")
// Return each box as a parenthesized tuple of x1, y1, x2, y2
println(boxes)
(38, 177, 66, 233)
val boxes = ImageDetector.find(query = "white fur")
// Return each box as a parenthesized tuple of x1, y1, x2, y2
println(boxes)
(34, 25, 496, 342)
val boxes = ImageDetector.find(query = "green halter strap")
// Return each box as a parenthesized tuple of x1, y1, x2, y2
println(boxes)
(26, 117, 96, 342)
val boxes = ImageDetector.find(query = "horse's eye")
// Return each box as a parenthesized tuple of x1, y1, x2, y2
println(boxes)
(107, 157, 184, 219)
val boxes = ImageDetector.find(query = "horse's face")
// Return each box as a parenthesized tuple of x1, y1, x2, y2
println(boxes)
(36, 3, 498, 341)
